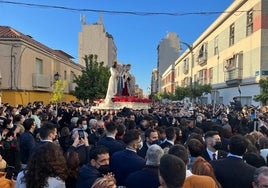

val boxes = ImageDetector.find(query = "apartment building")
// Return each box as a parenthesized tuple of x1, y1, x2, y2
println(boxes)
(157, 32, 180, 93)
(78, 16, 117, 67)
(0, 26, 82, 106)
(166, 0, 268, 106)
(161, 64, 175, 94)
(151, 68, 158, 95)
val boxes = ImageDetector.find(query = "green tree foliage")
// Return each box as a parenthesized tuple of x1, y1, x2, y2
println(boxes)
(152, 92, 163, 101)
(73, 54, 110, 102)
(173, 84, 212, 101)
(192, 83, 212, 99)
(51, 80, 67, 103)
(254, 78, 268, 105)
(174, 86, 191, 100)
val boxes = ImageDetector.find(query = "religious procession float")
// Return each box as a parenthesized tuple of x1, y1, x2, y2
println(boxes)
(91, 62, 152, 110)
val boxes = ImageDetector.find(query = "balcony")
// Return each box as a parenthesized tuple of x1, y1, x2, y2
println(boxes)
(32, 73, 50, 88)
(224, 68, 242, 86)
(183, 67, 189, 74)
(197, 77, 207, 85)
(197, 52, 208, 66)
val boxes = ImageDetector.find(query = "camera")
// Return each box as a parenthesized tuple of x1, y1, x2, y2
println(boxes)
(78, 130, 84, 140)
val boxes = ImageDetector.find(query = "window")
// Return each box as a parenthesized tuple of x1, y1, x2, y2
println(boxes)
(225, 56, 236, 71)
(229, 23, 235, 46)
(183, 77, 190, 87)
(247, 9, 253, 36)
(198, 43, 207, 59)
(183, 58, 189, 74)
(70, 71, 75, 81)
(209, 67, 213, 83)
(64, 71, 67, 80)
(198, 43, 208, 65)
(214, 36, 219, 56)
(224, 53, 243, 84)
(35, 58, 43, 74)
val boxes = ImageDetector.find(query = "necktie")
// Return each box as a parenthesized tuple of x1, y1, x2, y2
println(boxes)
(212, 153, 217, 160)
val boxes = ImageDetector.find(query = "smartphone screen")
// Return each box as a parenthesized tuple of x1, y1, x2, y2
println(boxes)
(78, 130, 84, 139)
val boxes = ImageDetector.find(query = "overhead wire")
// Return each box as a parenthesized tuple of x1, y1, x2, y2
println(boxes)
(0, 0, 258, 16)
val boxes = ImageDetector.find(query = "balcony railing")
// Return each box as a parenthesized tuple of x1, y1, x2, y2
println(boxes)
(197, 78, 207, 85)
(32, 73, 50, 88)
(183, 67, 189, 74)
(198, 53, 208, 66)
(224, 68, 242, 86)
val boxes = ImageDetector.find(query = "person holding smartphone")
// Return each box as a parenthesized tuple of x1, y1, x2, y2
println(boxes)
(67, 129, 91, 167)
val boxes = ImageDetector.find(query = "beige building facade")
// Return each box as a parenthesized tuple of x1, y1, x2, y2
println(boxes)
(78, 17, 117, 67)
(166, 0, 268, 106)
(0, 26, 82, 106)
(151, 68, 158, 95)
(157, 32, 180, 93)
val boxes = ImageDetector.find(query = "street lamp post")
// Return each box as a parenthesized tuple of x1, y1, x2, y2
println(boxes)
(180, 41, 194, 102)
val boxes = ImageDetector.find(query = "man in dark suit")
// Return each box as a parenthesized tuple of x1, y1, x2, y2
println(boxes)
(110, 129, 146, 186)
(97, 121, 125, 156)
(210, 134, 256, 188)
(160, 127, 176, 149)
(137, 128, 159, 158)
(201, 130, 227, 162)
(37, 122, 58, 143)
(77, 145, 110, 188)
(19, 118, 37, 169)
(125, 144, 164, 188)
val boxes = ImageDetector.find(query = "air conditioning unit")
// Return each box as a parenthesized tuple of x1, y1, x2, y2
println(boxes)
(32, 73, 50, 88)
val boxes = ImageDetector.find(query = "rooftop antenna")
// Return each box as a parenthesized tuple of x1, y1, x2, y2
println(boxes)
(98, 14, 103, 25)
(80, 14, 86, 25)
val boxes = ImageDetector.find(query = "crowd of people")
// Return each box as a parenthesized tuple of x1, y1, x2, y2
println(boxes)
(0, 98, 268, 187)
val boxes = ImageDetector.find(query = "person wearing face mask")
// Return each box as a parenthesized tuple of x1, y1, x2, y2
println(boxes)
(88, 120, 106, 146)
(201, 131, 227, 162)
(110, 129, 146, 186)
(77, 145, 111, 188)
(137, 128, 160, 159)
(76, 117, 88, 132)
(97, 121, 125, 156)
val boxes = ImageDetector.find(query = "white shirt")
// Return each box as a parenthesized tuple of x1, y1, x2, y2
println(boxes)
(260, 149, 268, 163)
(207, 148, 218, 160)
(16, 171, 65, 188)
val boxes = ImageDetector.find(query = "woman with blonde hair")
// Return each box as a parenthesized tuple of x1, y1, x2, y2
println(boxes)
(91, 173, 116, 188)
(191, 156, 222, 188)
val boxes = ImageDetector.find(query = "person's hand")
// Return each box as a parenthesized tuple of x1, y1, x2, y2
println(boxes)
(13, 126, 20, 136)
(82, 136, 90, 147)
(72, 135, 80, 147)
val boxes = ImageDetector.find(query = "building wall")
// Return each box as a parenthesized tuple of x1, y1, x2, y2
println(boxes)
(161, 64, 175, 93)
(0, 27, 82, 106)
(151, 68, 158, 94)
(172, 0, 267, 106)
(78, 20, 117, 67)
(157, 32, 180, 92)
(1, 91, 77, 106)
